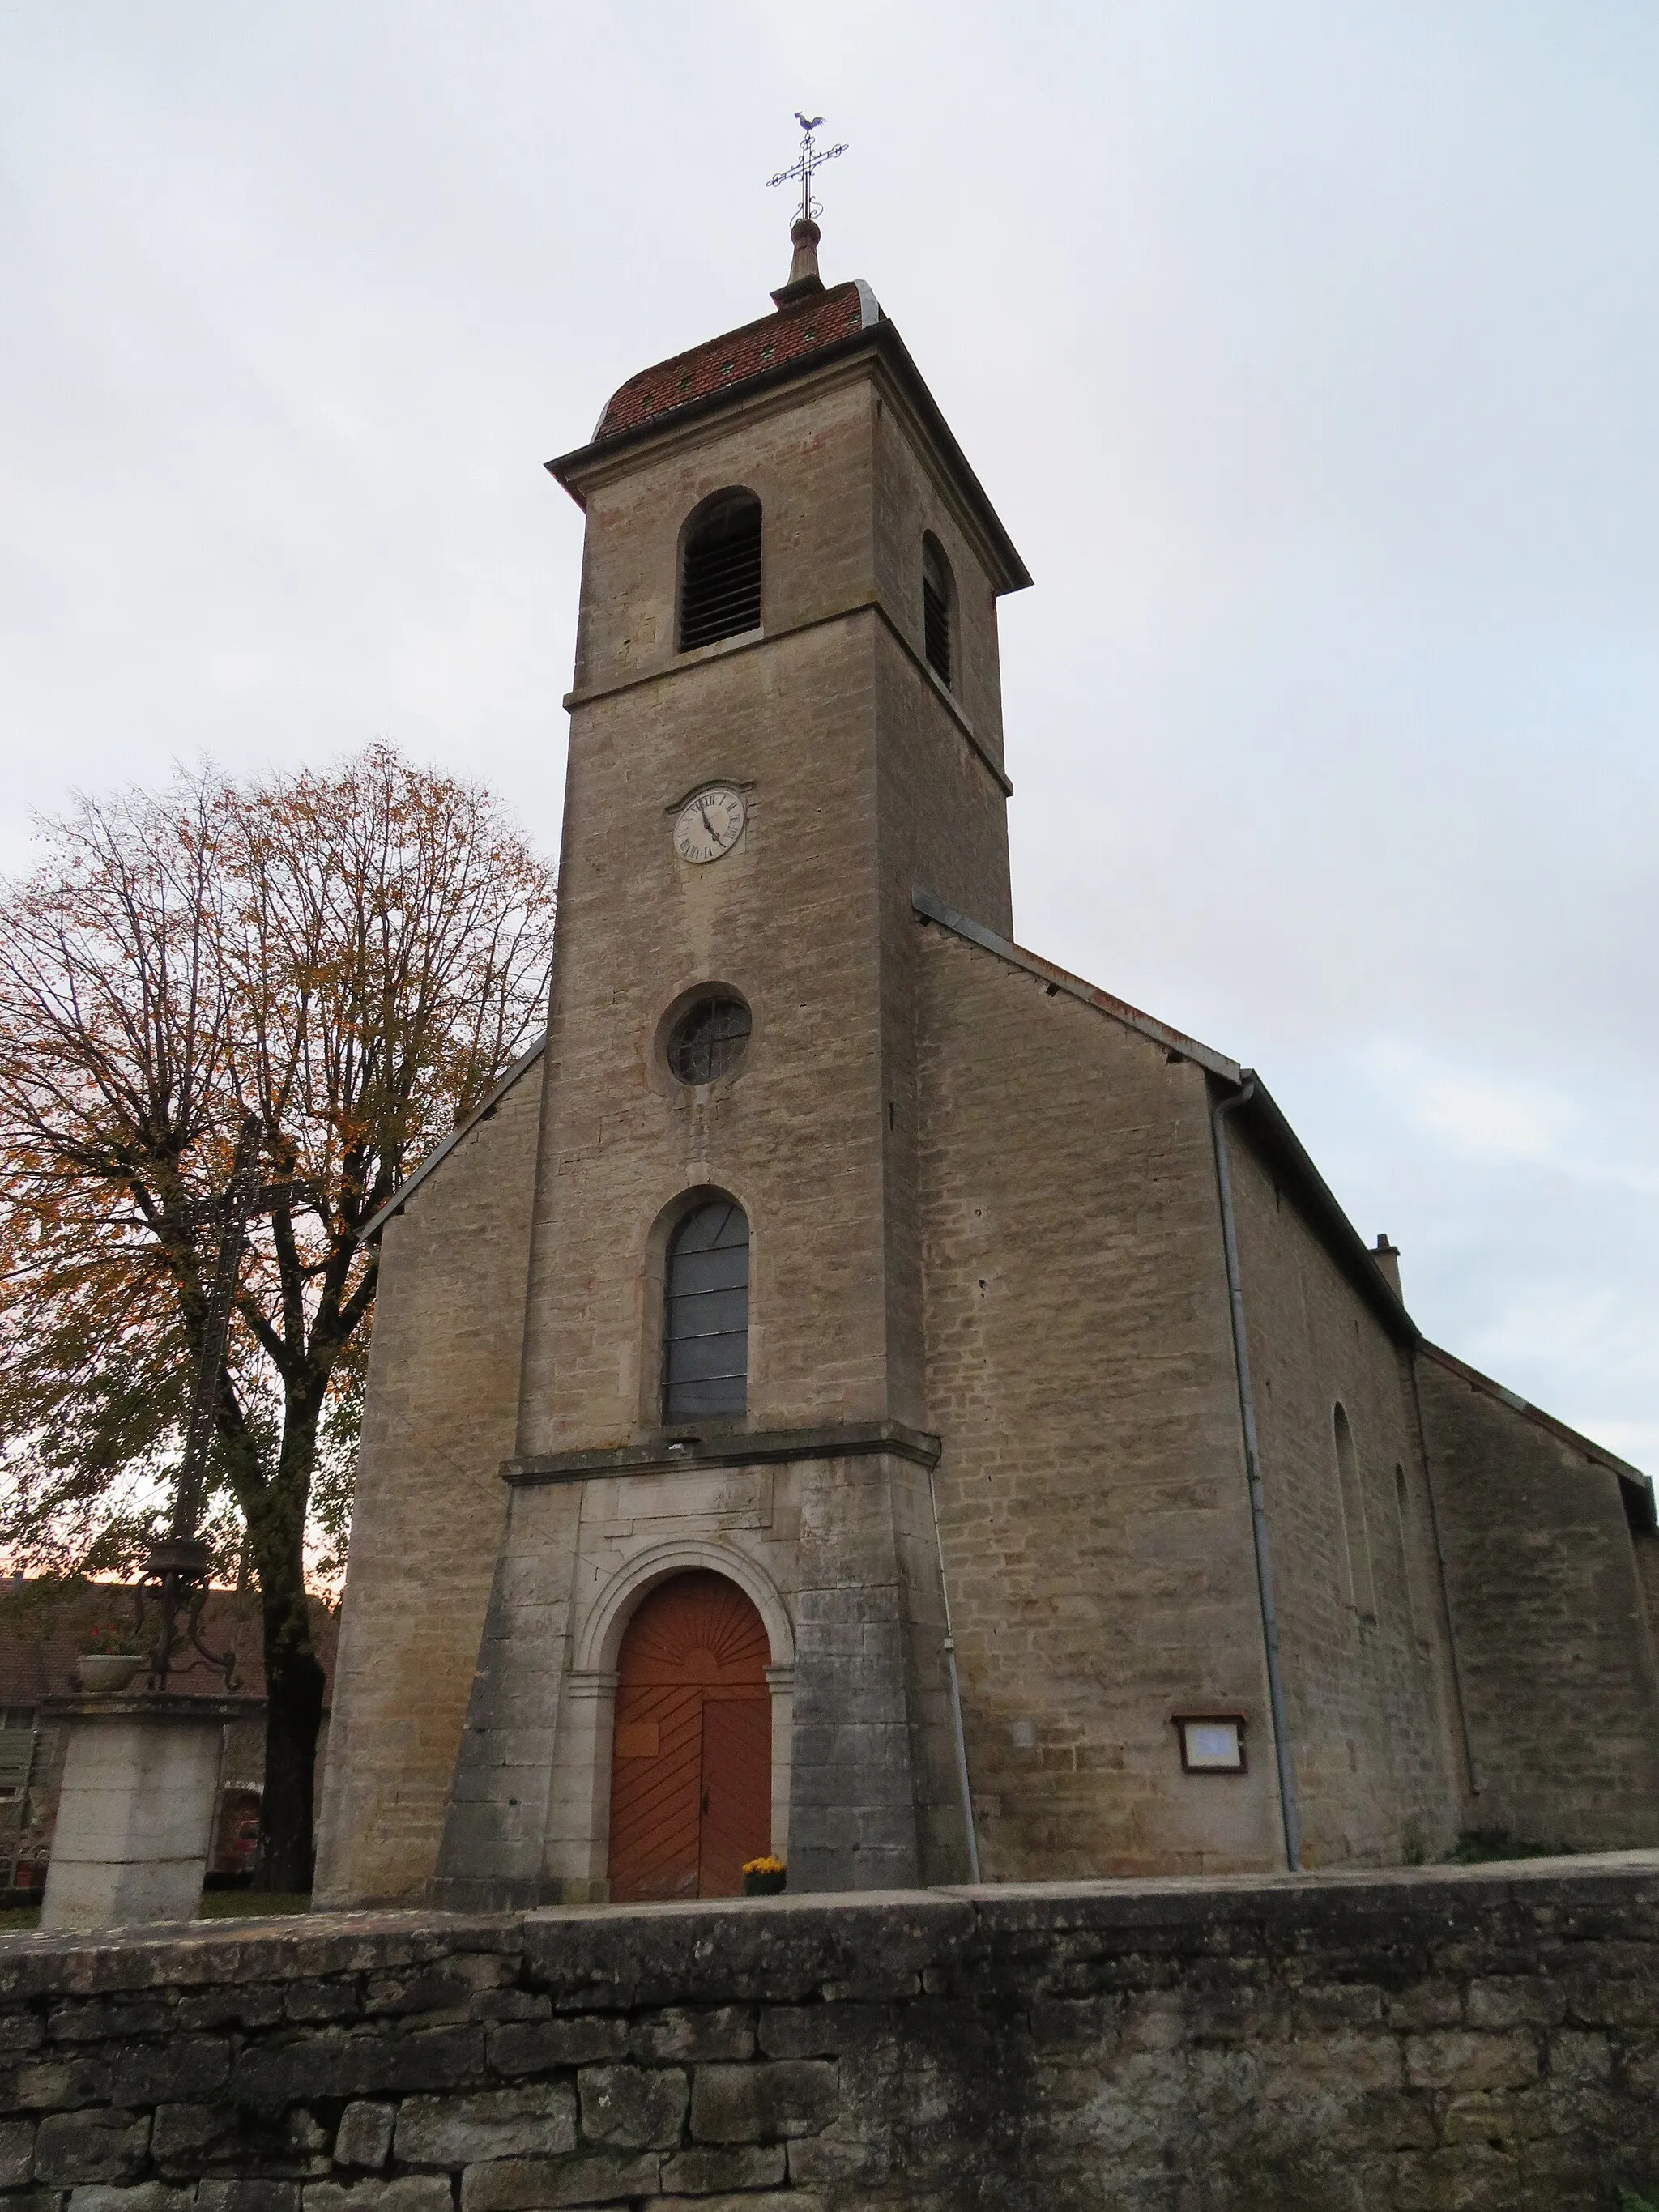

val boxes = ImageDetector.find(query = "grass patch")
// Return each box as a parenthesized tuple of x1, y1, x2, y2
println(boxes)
(0, 1891, 311, 1934)
(196, 1891, 311, 1918)
(1447, 1830, 1573, 1865)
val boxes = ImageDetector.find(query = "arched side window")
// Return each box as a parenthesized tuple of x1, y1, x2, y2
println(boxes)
(922, 533, 954, 688)
(1333, 1404, 1376, 1619)
(1393, 1464, 1419, 1639)
(663, 1199, 749, 1420)
(679, 492, 762, 651)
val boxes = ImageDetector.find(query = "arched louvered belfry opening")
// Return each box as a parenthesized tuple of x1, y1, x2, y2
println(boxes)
(679, 491, 762, 650)
(922, 531, 954, 688)
(663, 1197, 748, 1421)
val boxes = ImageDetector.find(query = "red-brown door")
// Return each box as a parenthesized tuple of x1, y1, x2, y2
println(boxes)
(608, 1571, 772, 1902)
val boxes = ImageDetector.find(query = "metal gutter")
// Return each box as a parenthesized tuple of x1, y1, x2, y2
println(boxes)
(1230, 1078, 1419, 1346)
(1212, 1082, 1303, 1873)
(928, 1464, 982, 1885)
(356, 1034, 547, 1245)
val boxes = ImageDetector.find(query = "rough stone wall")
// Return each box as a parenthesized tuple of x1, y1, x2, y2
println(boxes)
(784, 1452, 968, 1896)
(915, 924, 1286, 1878)
(522, 608, 896, 1449)
(1222, 1126, 1465, 1866)
(1417, 1349, 1659, 1851)
(869, 380, 1010, 778)
(1637, 1530, 1659, 1669)
(2, 1860, 1659, 2210)
(872, 635, 1014, 1440)
(313, 1063, 545, 1910)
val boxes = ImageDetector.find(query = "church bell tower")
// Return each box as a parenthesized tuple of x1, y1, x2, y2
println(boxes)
(426, 201, 1031, 1907)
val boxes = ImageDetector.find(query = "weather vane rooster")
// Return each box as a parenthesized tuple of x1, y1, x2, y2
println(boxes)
(768, 111, 848, 226)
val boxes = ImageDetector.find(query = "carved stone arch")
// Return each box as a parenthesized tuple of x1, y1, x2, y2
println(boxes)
(678, 482, 762, 553)
(577, 1536, 795, 1677)
(644, 1180, 751, 1275)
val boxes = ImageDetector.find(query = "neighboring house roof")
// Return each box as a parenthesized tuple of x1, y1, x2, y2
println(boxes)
(357, 1034, 547, 1244)
(1422, 1342, 1655, 1528)
(0, 1581, 339, 1709)
(593, 280, 877, 441)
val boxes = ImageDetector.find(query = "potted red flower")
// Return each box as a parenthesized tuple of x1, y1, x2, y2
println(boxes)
(75, 1621, 145, 1695)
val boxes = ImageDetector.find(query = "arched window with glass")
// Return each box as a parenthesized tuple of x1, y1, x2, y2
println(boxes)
(663, 1198, 749, 1421)
(1333, 1403, 1376, 1619)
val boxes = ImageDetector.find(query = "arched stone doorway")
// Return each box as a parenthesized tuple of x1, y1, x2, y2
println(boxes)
(608, 1570, 772, 1901)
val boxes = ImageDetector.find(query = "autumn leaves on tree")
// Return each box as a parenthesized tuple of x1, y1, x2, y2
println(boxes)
(0, 747, 555, 1888)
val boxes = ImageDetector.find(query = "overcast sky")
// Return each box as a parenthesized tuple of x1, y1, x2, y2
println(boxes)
(2, 2, 1655, 1467)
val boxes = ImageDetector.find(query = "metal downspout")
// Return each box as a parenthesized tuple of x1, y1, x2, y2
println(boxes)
(928, 1465, 982, 1884)
(1211, 1081, 1303, 1872)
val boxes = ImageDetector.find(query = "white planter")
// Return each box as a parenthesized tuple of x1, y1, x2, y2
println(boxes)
(75, 1654, 145, 1694)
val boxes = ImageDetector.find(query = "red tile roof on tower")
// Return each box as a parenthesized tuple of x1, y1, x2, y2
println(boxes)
(593, 280, 878, 442)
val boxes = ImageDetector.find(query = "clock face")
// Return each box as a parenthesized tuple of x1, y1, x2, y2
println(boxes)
(673, 785, 746, 864)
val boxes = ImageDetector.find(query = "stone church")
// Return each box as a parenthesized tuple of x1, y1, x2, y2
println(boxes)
(313, 216, 1659, 1910)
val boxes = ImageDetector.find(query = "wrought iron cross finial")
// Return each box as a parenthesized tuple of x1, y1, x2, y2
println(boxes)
(767, 111, 847, 226)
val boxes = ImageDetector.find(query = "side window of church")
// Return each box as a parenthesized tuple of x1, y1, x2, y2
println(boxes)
(663, 1200, 749, 1420)
(922, 532, 954, 689)
(1332, 1403, 1377, 1620)
(679, 492, 763, 651)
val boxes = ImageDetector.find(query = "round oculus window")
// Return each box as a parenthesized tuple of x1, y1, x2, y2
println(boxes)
(666, 995, 752, 1085)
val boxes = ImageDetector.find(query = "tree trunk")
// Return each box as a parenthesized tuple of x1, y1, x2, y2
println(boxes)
(257, 1571, 326, 1890)
(249, 1406, 327, 1893)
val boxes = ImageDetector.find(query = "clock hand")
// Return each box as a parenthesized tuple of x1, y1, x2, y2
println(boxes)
(698, 799, 717, 836)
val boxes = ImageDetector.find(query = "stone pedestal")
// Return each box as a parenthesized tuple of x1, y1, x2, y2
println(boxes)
(39, 1693, 265, 1929)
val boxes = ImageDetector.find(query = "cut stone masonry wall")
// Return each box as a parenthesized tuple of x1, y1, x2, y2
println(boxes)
(2, 1860, 1659, 2210)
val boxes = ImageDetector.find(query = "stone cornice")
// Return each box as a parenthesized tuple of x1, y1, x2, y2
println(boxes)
(563, 599, 1013, 797)
(40, 1693, 267, 1722)
(503, 1419, 943, 1486)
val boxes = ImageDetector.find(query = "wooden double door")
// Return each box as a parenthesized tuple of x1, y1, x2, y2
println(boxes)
(608, 1571, 772, 1902)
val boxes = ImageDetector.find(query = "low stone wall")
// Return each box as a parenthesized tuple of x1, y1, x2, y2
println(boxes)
(1, 1857, 1657, 2210)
